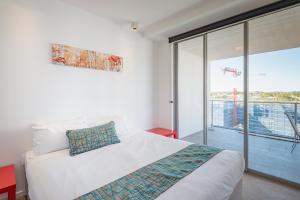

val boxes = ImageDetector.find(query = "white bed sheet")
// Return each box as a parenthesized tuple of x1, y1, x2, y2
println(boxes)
(25, 131, 244, 200)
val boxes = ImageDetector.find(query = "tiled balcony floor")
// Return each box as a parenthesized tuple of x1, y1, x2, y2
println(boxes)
(182, 127, 300, 184)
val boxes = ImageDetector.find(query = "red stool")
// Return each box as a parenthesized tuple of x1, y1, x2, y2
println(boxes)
(147, 128, 178, 139)
(0, 165, 16, 200)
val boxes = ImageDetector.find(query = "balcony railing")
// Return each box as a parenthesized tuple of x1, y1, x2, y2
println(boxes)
(209, 100, 299, 139)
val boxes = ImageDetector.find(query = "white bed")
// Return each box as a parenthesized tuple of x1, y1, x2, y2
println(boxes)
(25, 130, 245, 200)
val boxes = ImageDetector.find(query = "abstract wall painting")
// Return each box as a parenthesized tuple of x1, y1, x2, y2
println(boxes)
(51, 44, 123, 72)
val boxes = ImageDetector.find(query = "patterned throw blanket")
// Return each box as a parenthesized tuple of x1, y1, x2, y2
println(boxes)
(76, 144, 222, 200)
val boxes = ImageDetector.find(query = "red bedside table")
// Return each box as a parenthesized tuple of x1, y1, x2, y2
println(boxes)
(0, 165, 16, 200)
(147, 128, 178, 139)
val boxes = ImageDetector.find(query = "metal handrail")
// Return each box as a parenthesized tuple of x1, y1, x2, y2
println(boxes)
(210, 99, 300, 104)
(209, 99, 299, 139)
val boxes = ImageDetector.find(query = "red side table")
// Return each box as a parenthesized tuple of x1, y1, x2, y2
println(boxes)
(0, 165, 16, 200)
(147, 128, 178, 139)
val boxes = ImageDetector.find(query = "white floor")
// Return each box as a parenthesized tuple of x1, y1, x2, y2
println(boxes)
(242, 173, 300, 200)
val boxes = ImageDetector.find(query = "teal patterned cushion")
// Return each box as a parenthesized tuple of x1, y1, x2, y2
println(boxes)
(66, 121, 120, 156)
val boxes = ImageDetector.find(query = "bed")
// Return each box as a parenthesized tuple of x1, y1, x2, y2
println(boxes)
(25, 128, 244, 200)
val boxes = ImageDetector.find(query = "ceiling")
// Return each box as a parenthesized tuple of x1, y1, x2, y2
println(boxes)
(60, 0, 279, 40)
(60, 0, 202, 28)
(179, 5, 300, 61)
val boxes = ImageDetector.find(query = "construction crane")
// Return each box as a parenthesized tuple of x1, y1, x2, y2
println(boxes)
(221, 67, 266, 127)
(221, 67, 242, 77)
(221, 67, 241, 127)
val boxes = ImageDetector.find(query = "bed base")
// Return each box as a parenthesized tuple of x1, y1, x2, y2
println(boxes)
(229, 178, 243, 200)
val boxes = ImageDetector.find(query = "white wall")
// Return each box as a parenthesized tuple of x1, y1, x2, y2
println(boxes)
(0, 0, 155, 196)
(178, 50, 203, 138)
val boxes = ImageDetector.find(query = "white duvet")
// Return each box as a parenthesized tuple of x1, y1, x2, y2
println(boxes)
(25, 131, 244, 200)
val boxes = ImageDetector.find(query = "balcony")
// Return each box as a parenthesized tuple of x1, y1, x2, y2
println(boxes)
(182, 100, 300, 184)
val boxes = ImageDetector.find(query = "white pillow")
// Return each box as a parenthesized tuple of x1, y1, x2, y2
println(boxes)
(87, 116, 130, 140)
(32, 117, 87, 155)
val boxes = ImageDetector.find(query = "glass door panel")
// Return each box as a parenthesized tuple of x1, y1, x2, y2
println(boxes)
(177, 36, 204, 143)
(248, 6, 300, 184)
(207, 24, 244, 152)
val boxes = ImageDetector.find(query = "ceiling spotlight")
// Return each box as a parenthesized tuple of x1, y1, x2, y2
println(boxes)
(131, 22, 138, 32)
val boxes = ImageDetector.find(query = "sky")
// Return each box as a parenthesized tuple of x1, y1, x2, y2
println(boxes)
(210, 47, 300, 92)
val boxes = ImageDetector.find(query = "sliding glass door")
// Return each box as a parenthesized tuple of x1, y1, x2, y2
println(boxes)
(248, 6, 300, 183)
(177, 37, 204, 143)
(174, 4, 300, 185)
(207, 24, 244, 153)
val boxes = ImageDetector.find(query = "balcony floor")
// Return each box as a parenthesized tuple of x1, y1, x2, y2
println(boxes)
(182, 127, 300, 184)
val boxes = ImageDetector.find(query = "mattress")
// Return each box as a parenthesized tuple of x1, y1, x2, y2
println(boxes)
(25, 131, 245, 200)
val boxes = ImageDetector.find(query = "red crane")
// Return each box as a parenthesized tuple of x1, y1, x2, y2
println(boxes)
(222, 67, 241, 127)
